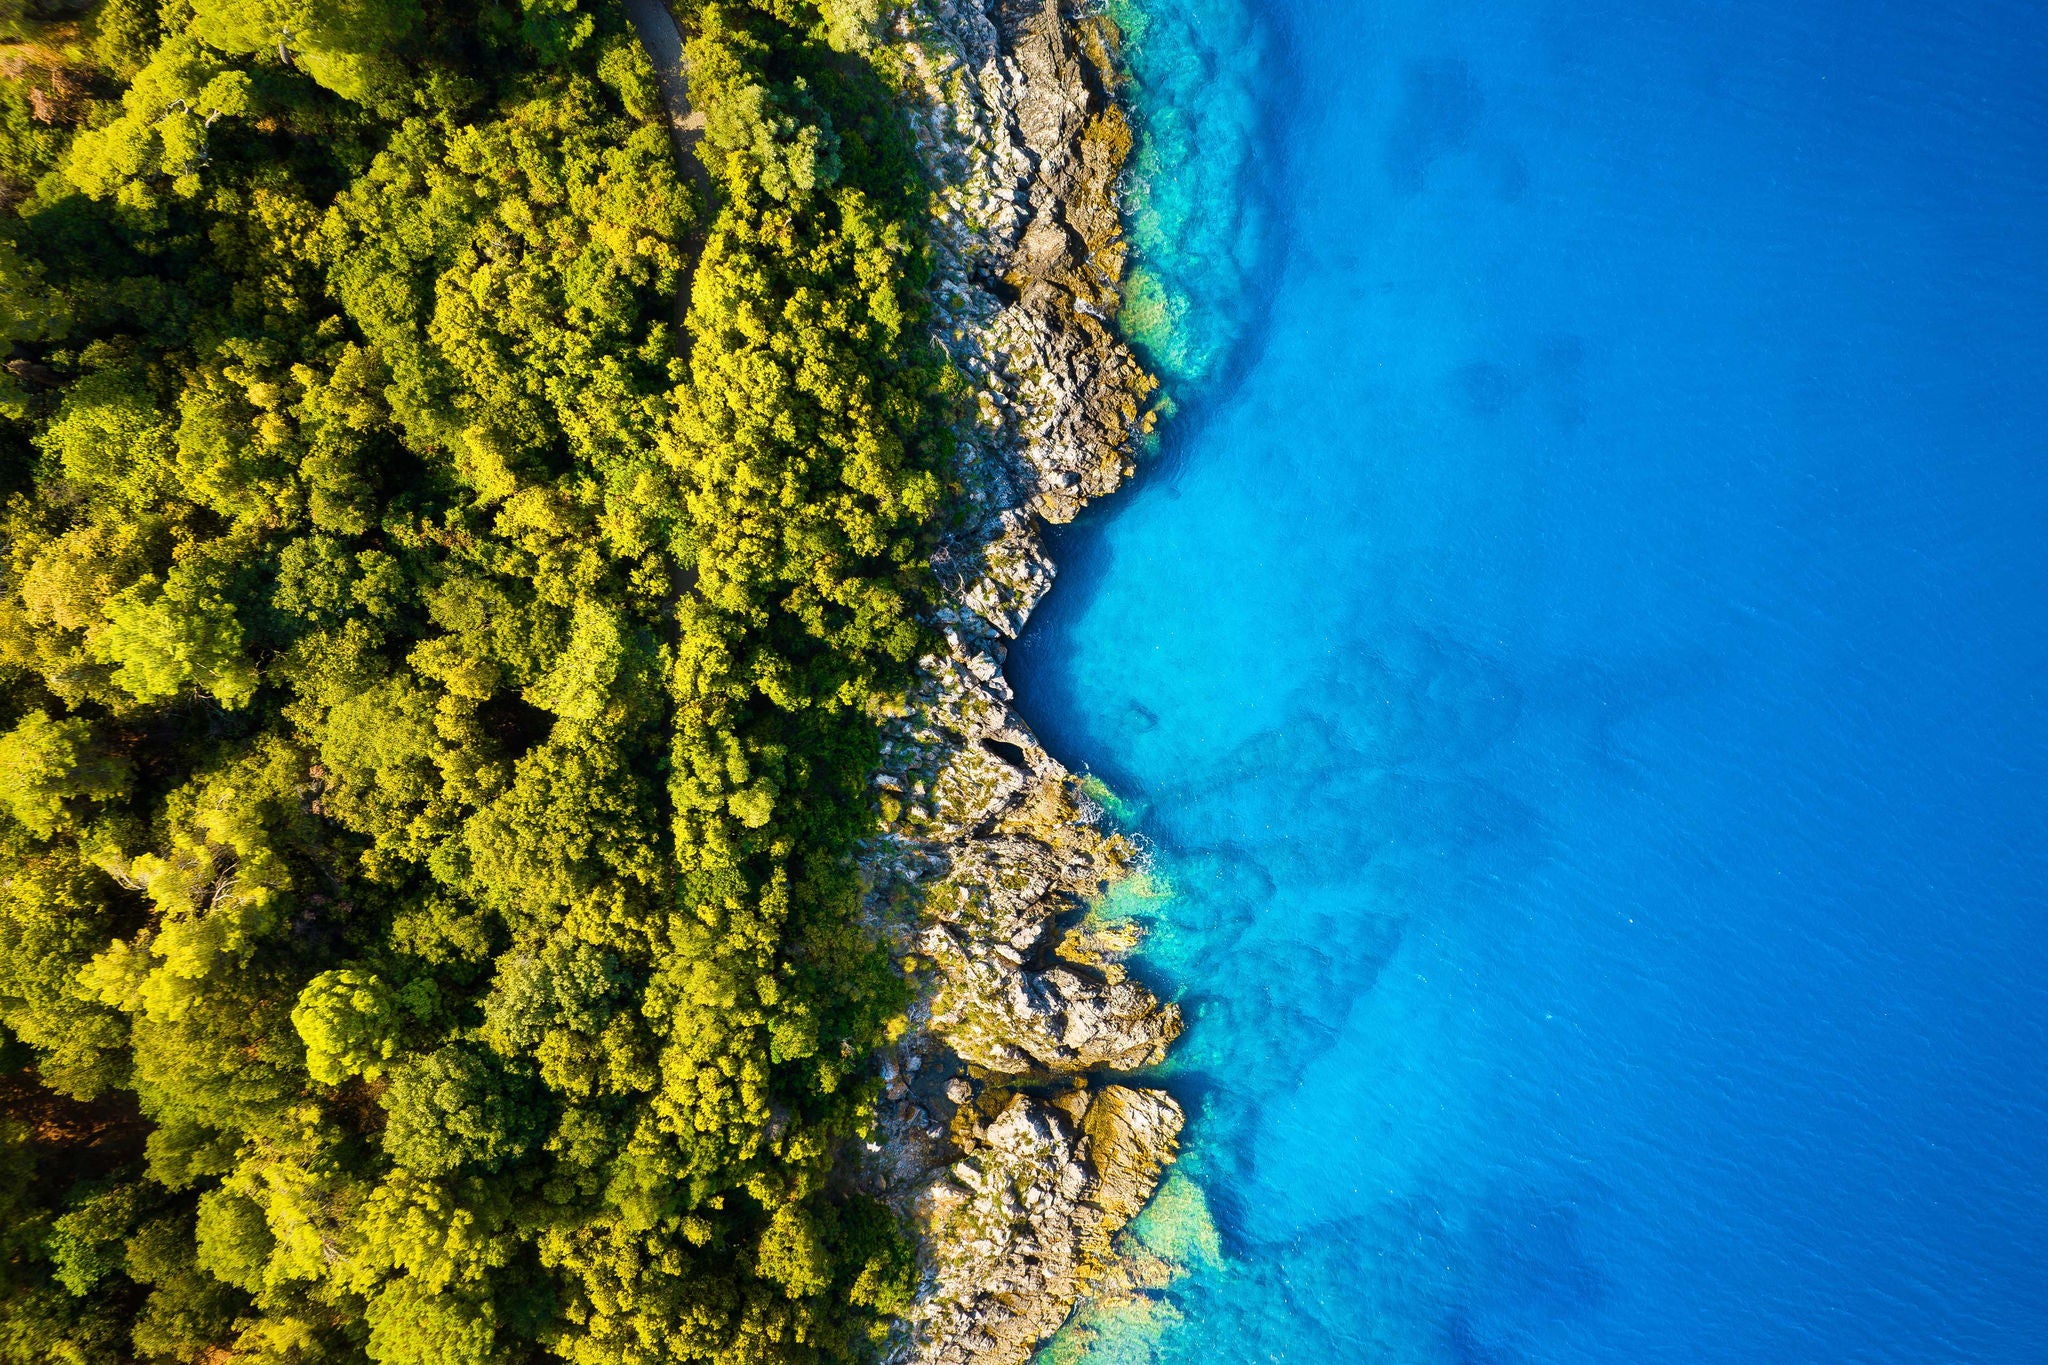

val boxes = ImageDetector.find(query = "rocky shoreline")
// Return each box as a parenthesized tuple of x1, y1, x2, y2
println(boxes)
(622, 2, 1179, 1355)
(845, 3, 1185, 1363)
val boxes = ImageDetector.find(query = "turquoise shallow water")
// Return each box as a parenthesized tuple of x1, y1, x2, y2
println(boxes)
(1008, 0, 2048, 1360)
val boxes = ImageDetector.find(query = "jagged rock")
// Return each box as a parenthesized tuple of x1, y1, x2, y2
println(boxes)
(955, 510, 1055, 641)
(1078, 1086, 1181, 1222)
(925, 929, 1181, 1073)
(908, 1088, 1183, 1365)
(923, 837, 1067, 956)
(853, 2, 1177, 1362)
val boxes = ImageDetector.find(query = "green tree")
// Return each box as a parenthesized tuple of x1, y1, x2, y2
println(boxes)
(0, 1, 934, 1360)
(291, 968, 401, 1084)
(0, 710, 132, 838)
(61, 37, 254, 208)
(97, 564, 259, 708)
(189, 0, 420, 104)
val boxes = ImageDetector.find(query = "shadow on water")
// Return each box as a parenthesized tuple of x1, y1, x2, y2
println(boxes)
(1384, 57, 1485, 194)
(1009, 0, 1308, 777)
(1014, 572, 1703, 1360)
(1069, 621, 1550, 1086)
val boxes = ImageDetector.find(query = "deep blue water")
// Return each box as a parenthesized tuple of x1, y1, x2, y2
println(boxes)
(1006, 1, 2048, 1361)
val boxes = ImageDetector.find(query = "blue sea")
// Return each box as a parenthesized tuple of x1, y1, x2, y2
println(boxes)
(1006, 0, 2048, 1361)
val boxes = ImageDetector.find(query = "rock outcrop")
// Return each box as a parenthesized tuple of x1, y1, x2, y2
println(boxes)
(847, 2, 1183, 1362)
(915, 1088, 1183, 1365)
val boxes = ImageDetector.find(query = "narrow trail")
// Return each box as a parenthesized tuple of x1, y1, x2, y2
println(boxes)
(622, 0, 714, 332)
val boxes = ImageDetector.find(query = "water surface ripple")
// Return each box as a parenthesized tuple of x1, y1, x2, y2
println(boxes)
(1009, 0, 2048, 1360)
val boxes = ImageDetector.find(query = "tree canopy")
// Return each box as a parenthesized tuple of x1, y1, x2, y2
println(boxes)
(0, 2, 942, 1361)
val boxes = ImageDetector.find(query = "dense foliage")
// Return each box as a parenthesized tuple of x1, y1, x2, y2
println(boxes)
(0, 1, 945, 1362)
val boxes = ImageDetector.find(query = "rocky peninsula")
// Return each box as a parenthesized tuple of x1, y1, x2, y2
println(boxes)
(848, 2, 1185, 1362)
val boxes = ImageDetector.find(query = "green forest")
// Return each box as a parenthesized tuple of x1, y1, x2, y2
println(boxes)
(0, 0, 954, 1361)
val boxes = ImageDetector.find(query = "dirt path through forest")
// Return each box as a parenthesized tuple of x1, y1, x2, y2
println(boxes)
(621, 0, 713, 329)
